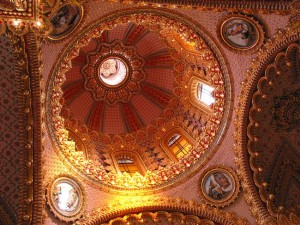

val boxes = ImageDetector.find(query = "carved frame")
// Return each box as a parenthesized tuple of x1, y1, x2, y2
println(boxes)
(197, 165, 240, 208)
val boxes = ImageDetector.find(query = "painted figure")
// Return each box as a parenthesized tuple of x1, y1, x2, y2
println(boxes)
(225, 20, 254, 47)
(50, 4, 80, 37)
(207, 172, 233, 200)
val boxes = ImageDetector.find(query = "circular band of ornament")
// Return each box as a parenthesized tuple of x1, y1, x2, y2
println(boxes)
(46, 175, 86, 222)
(198, 165, 240, 207)
(81, 40, 145, 104)
(218, 14, 264, 53)
(47, 9, 231, 191)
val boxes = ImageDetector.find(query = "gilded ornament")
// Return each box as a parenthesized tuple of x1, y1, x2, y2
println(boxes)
(197, 165, 240, 208)
(46, 9, 231, 192)
(234, 12, 300, 224)
(74, 197, 249, 225)
(46, 174, 86, 223)
(217, 14, 265, 54)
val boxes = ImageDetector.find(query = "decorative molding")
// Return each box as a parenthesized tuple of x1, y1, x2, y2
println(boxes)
(22, 31, 45, 224)
(234, 9, 300, 225)
(97, 0, 291, 15)
(45, 8, 231, 192)
(197, 165, 240, 208)
(217, 14, 265, 54)
(74, 197, 249, 225)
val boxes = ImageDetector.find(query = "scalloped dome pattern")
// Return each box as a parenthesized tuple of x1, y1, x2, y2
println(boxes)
(62, 23, 175, 135)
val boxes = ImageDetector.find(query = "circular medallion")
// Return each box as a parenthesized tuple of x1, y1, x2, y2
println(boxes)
(98, 57, 128, 86)
(47, 3, 83, 40)
(47, 176, 85, 222)
(198, 165, 240, 207)
(218, 14, 264, 53)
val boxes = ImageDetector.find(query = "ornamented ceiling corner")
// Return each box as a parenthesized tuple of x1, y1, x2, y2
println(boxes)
(234, 9, 300, 225)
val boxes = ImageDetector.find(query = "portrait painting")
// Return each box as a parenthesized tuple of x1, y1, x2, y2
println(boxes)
(48, 3, 83, 40)
(47, 176, 85, 222)
(219, 15, 264, 52)
(198, 165, 240, 207)
(204, 171, 233, 200)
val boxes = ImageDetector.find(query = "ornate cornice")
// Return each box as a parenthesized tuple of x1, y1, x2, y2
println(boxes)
(98, 0, 291, 15)
(74, 197, 249, 225)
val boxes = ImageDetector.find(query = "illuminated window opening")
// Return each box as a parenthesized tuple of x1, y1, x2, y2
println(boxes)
(168, 134, 192, 159)
(117, 158, 139, 176)
(189, 76, 216, 115)
(198, 83, 215, 106)
(161, 127, 196, 162)
(113, 152, 147, 176)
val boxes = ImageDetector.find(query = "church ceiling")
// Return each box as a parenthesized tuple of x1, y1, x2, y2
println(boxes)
(0, 1, 300, 225)
(46, 8, 231, 191)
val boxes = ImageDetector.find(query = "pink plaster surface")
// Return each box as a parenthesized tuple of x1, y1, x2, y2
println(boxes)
(42, 1, 291, 224)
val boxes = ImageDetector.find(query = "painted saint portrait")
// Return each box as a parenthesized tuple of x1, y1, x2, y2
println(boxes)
(48, 176, 85, 221)
(219, 15, 264, 52)
(205, 171, 233, 200)
(198, 166, 240, 207)
(52, 182, 80, 213)
(48, 4, 82, 40)
(222, 19, 256, 48)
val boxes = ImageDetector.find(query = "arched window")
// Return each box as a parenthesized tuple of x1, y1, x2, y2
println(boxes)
(198, 82, 215, 106)
(161, 127, 196, 162)
(117, 158, 139, 176)
(189, 76, 215, 114)
(113, 152, 146, 176)
(167, 133, 191, 158)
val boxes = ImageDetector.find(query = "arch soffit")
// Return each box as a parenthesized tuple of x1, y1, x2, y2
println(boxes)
(234, 18, 300, 225)
(74, 197, 249, 225)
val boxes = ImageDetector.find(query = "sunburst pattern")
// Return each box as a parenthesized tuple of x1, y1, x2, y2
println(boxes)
(62, 22, 175, 134)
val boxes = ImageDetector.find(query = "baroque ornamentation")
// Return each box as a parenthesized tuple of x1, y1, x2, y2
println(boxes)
(247, 43, 300, 217)
(46, 9, 231, 192)
(271, 89, 300, 131)
(82, 40, 146, 104)
(217, 14, 265, 54)
(234, 11, 300, 225)
(97, 0, 290, 15)
(74, 197, 249, 225)
(101, 212, 216, 225)
(46, 174, 86, 223)
(0, 31, 44, 225)
(197, 165, 240, 208)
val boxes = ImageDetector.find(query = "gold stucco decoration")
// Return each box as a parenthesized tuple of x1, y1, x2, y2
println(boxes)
(46, 9, 231, 192)
(197, 165, 240, 208)
(74, 197, 249, 225)
(234, 5, 300, 225)
(46, 174, 86, 223)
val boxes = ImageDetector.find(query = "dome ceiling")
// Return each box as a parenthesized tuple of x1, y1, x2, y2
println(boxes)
(62, 22, 175, 134)
(47, 9, 231, 191)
